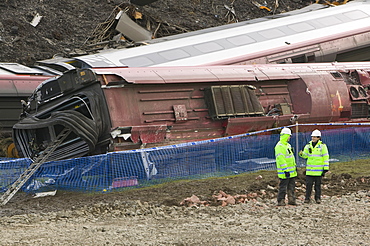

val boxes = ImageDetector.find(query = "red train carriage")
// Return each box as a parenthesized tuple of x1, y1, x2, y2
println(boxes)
(13, 62, 370, 161)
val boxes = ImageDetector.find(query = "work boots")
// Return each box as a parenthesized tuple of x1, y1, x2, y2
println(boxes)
(277, 200, 286, 206)
(288, 198, 297, 206)
(287, 190, 297, 205)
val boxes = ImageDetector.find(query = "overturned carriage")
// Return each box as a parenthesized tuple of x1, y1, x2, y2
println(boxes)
(13, 62, 370, 161)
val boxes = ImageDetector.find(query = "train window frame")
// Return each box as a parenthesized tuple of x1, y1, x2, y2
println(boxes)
(158, 48, 191, 61)
(226, 35, 256, 46)
(194, 42, 224, 53)
(258, 28, 285, 39)
(315, 16, 342, 27)
(287, 22, 315, 33)
(119, 56, 155, 67)
(0, 63, 43, 75)
(330, 72, 343, 80)
(343, 10, 369, 20)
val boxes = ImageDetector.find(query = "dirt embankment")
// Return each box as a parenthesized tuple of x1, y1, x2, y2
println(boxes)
(0, 0, 309, 66)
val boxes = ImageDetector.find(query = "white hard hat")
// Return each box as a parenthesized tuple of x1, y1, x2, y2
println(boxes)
(281, 127, 292, 135)
(311, 129, 321, 137)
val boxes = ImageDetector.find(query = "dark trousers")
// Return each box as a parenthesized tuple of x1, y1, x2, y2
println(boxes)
(277, 177, 296, 202)
(305, 175, 322, 201)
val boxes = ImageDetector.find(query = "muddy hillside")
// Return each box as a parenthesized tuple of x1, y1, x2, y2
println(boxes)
(0, 0, 312, 66)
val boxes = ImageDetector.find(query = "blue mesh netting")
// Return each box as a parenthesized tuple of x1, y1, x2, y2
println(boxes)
(1, 124, 370, 193)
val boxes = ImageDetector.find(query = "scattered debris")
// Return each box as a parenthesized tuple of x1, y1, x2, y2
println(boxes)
(267, 184, 275, 190)
(42, 37, 56, 46)
(177, 176, 369, 207)
(33, 190, 57, 198)
(224, 1, 238, 23)
(252, 1, 271, 12)
(84, 6, 128, 47)
(255, 175, 263, 180)
(30, 13, 42, 27)
(180, 194, 209, 207)
(213, 190, 237, 206)
(115, 11, 152, 42)
(315, 0, 350, 6)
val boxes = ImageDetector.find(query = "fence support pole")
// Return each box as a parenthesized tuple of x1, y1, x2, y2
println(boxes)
(296, 121, 299, 166)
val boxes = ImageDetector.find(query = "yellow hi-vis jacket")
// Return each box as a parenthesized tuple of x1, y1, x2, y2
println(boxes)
(299, 140, 329, 176)
(275, 134, 297, 179)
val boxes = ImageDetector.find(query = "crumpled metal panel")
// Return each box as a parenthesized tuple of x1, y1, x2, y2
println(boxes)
(131, 125, 167, 144)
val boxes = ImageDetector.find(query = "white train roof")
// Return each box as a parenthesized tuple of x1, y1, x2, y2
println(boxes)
(40, 0, 370, 69)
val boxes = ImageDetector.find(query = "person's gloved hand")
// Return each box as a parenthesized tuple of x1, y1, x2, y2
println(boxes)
(322, 170, 328, 177)
(285, 172, 290, 178)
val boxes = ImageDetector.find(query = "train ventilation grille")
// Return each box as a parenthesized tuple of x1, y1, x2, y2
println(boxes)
(205, 85, 264, 119)
(351, 103, 368, 119)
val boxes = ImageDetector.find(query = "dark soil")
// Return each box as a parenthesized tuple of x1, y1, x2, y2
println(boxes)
(0, 0, 310, 66)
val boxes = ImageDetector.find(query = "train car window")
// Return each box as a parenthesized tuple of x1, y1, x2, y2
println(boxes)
(316, 16, 342, 27)
(0, 63, 42, 75)
(119, 56, 154, 67)
(215, 39, 235, 49)
(194, 42, 224, 53)
(0, 68, 13, 75)
(288, 22, 315, 33)
(226, 35, 256, 46)
(343, 10, 369, 20)
(291, 56, 306, 63)
(330, 72, 343, 79)
(39, 80, 61, 102)
(307, 55, 315, 63)
(158, 49, 190, 61)
(258, 29, 285, 39)
(181, 46, 203, 56)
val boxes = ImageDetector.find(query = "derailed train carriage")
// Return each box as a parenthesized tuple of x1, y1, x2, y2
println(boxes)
(37, 0, 370, 71)
(12, 62, 370, 161)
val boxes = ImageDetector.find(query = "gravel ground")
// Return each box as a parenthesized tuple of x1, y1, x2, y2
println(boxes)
(1, 191, 369, 246)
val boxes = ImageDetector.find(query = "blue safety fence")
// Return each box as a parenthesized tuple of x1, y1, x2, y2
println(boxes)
(1, 123, 370, 193)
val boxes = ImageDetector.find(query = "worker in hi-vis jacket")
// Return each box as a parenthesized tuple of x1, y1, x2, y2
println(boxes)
(275, 127, 297, 206)
(299, 129, 330, 204)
